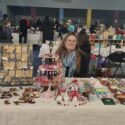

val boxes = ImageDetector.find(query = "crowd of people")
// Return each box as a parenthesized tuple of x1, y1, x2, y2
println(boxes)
(1, 15, 125, 78)
(1, 14, 125, 43)
(0, 15, 80, 43)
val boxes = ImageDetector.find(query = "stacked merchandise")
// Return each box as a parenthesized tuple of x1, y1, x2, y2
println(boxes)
(81, 78, 116, 105)
(34, 54, 64, 87)
(1, 77, 125, 106)
(34, 53, 64, 102)
(0, 44, 33, 86)
(56, 79, 88, 107)
(99, 78, 125, 104)
(0, 87, 41, 105)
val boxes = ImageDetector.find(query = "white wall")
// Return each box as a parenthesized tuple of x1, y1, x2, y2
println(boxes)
(0, 1, 2, 18)
(5, 0, 125, 10)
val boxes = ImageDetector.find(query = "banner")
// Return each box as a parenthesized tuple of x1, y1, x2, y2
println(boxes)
(86, 9, 92, 28)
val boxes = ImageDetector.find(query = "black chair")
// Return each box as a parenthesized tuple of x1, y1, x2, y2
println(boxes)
(102, 51, 125, 78)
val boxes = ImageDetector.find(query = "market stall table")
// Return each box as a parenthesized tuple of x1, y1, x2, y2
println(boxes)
(0, 78, 125, 125)
(12, 32, 42, 44)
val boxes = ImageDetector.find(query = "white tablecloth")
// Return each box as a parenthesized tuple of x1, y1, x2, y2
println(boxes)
(0, 78, 125, 125)
(12, 32, 42, 44)
(0, 100, 125, 125)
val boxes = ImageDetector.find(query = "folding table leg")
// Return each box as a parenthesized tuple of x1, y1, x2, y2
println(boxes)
(112, 63, 121, 77)
(120, 64, 124, 78)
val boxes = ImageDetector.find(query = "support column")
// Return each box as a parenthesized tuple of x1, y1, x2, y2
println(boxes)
(86, 9, 92, 28)
(31, 7, 36, 17)
(113, 11, 119, 28)
(59, 8, 64, 23)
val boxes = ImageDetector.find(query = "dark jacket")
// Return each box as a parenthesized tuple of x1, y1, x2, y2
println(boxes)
(0, 27, 6, 39)
(19, 18, 28, 35)
(42, 17, 54, 43)
(0, 30, 6, 43)
(74, 40, 91, 77)
(0, 26, 13, 43)
(3, 27, 13, 42)
(74, 51, 90, 77)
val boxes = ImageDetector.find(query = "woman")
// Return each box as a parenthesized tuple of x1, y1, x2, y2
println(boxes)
(19, 16, 28, 43)
(3, 21, 13, 43)
(41, 16, 54, 43)
(55, 32, 89, 77)
(77, 29, 91, 77)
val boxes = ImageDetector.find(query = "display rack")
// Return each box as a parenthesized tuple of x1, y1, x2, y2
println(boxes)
(34, 54, 64, 88)
(0, 44, 33, 86)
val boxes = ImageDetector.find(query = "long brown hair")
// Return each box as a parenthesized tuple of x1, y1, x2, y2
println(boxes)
(55, 32, 81, 72)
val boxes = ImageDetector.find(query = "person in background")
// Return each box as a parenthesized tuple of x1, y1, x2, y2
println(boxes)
(0, 26, 3, 37)
(53, 18, 60, 32)
(58, 20, 68, 40)
(36, 18, 42, 29)
(3, 21, 13, 43)
(77, 29, 91, 77)
(41, 16, 54, 43)
(90, 22, 99, 34)
(116, 26, 124, 35)
(78, 29, 91, 54)
(30, 16, 36, 28)
(67, 20, 76, 33)
(0, 14, 8, 28)
(0, 26, 6, 43)
(19, 16, 28, 43)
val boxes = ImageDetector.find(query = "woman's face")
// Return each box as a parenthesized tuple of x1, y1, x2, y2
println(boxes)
(64, 35, 77, 52)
